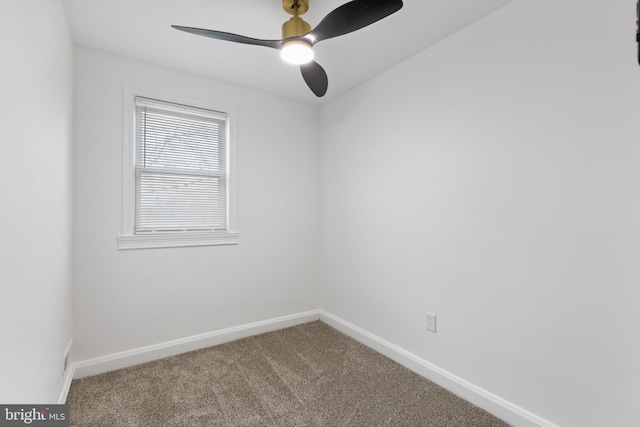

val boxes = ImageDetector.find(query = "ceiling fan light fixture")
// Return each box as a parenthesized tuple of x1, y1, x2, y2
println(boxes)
(172, 0, 404, 97)
(280, 40, 314, 64)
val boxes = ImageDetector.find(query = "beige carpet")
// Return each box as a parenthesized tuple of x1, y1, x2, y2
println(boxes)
(67, 321, 511, 426)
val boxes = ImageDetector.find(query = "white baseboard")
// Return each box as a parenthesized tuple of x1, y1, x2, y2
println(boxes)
(72, 310, 321, 380)
(58, 337, 74, 404)
(58, 364, 75, 404)
(319, 311, 559, 427)
(64, 308, 557, 427)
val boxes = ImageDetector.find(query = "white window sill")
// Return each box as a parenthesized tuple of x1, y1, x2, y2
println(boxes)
(117, 231, 239, 250)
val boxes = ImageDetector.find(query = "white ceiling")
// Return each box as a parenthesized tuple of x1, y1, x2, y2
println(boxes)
(61, 0, 514, 105)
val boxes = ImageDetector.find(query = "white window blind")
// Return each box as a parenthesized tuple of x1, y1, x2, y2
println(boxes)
(134, 96, 228, 233)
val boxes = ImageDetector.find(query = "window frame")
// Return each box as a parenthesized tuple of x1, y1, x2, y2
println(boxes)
(117, 86, 238, 250)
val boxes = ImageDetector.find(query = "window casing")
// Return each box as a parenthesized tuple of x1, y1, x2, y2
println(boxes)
(118, 89, 237, 249)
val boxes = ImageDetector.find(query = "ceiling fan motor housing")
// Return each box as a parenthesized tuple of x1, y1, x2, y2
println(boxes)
(282, 16, 312, 39)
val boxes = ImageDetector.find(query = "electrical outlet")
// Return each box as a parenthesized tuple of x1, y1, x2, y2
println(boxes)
(426, 313, 437, 333)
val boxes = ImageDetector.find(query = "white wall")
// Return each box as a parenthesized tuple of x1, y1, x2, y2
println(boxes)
(72, 48, 320, 361)
(320, 0, 640, 426)
(0, 0, 74, 403)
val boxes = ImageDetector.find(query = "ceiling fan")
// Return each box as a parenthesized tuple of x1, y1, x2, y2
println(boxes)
(172, 0, 404, 97)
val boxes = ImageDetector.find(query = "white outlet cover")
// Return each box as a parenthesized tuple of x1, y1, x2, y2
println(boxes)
(426, 313, 437, 333)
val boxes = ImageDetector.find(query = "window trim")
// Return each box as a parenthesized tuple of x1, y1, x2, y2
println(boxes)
(117, 86, 238, 250)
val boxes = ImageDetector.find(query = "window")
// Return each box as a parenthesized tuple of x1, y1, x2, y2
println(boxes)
(118, 90, 237, 249)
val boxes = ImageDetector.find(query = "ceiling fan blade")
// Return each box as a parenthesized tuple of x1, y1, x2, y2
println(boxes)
(300, 61, 328, 97)
(172, 26, 283, 49)
(305, 0, 403, 44)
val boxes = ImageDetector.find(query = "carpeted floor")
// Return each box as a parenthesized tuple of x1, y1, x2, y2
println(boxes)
(67, 321, 511, 426)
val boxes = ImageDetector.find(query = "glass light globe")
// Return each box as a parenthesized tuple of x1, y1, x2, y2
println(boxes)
(280, 40, 314, 65)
